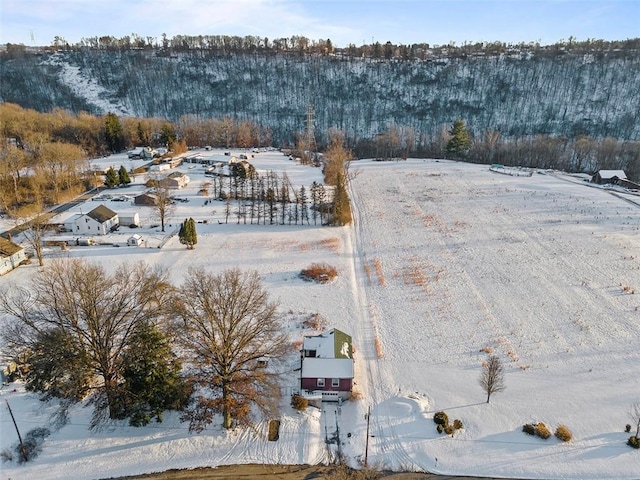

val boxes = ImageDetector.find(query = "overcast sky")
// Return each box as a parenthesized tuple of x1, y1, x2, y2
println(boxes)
(1, 0, 638, 48)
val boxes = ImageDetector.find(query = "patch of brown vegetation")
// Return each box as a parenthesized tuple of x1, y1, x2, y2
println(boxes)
(300, 263, 338, 284)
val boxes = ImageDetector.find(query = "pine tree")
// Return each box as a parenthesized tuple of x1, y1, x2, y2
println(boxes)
(104, 112, 125, 153)
(179, 218, 197, 249)
(118, 165, 131, 186)
(446, 119, 472, 159)
(104, 167, 119, 188)
(121, 322, 190, 426)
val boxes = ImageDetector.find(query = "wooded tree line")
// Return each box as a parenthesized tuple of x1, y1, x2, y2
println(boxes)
(2, 103, 640, 223)
(0, 260, 291, 432)
(10, 34, 638, 61)
(360, 122, 640, 181)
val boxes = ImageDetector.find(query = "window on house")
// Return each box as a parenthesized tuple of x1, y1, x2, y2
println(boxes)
(316, 378, 325, 387)
(331, 378, 340, 387)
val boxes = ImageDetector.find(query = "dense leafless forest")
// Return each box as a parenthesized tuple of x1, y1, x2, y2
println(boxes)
(2, 36, 639, 143)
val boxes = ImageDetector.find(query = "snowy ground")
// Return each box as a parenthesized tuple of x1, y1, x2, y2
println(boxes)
(1, 156, 639, 480)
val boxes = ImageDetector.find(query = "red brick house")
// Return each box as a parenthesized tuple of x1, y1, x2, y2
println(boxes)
(300, 328, 354, 402)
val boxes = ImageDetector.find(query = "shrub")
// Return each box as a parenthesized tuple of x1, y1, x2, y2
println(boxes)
(535, 422, 552, 439)
(453, 419, 464, 430)
(522, 423, 536, 435)
(444, 424, 454, 435)
(626, 424, 632, 433)
(554, 424, 573, 442)
(300, 263, 338, 284)
(349, 389, 362, 401)
(436, 424, 445, 434)
(433, 411, 449, 426)
(303, 312, 327, 330)
(291, 394, 308, 411)
(628, 436, 639, 449)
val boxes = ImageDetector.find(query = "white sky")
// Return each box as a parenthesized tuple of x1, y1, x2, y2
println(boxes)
(1, 0, 638, 48)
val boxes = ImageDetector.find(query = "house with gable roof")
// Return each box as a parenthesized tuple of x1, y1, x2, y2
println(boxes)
(159, 171, 190, 189)
(591, 170, 627, 185)
(300, 328, 354, 402)
(0, 237, 27, 275)
(66, 204, 119, 235)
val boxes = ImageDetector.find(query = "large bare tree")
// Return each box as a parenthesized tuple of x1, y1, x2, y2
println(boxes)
(0, 259, 174, 427)
(174, 268, 292, 431)
(479, 355, 506, 403)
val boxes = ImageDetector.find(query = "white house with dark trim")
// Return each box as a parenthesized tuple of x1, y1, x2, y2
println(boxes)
(300, 328, 354, 402)
(66, 204, 119, 235)
(0, 237, 27, 275)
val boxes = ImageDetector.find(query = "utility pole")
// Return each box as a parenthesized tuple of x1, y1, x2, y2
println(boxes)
(364, 404, 371, 467)
(6, 399, 27, 462)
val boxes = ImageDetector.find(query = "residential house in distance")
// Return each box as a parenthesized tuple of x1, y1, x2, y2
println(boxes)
(159, 171, 190, 189)
(300, 328, 354, 402)
(66, 204, 119, 235)
(0, 237, 27, 275)
(591, 170, 627, 185)
(134, 192, 158, 206)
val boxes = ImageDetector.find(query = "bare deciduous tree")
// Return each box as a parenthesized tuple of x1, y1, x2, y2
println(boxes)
(479, 355, 506, 403)
(0, 259, 173, 427)
(174, 267, 292, 431)
(14, 207, 52, 267)
(147, 179, 175, 232)
(630, 401, 640, 438)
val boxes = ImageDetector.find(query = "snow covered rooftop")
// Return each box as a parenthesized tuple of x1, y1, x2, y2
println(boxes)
(302, 328, 353, 359)
(301, 357, 354, 379)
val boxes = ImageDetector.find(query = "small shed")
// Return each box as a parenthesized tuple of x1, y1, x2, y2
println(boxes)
(127, 234, 143, 246)
(591, 170, 627, 185)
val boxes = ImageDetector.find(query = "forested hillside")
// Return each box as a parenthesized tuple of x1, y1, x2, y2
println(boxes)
(2, 39, 639, 148)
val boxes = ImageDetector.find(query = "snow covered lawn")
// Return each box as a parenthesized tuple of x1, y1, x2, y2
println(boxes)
(1, 157, 639, 479)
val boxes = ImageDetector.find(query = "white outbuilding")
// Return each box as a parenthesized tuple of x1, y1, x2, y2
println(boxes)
(127, 234, 143, 246)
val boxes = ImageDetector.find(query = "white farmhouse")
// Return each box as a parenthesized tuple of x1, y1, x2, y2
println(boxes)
(67, 204, 119, 235)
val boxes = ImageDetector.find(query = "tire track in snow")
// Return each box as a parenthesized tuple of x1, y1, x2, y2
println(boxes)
(347, 174, 420, 471)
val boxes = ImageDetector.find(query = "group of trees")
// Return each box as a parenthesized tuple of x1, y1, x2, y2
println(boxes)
(0, 260, 291, 431)
(34, 34, 640, 62)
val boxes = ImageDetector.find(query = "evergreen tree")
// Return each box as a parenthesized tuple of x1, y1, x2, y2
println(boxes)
(121, 322, 191, 426)
(160, 122, 177, 149)
(446, 119, 472, 159)
(118, 165, 131, 186)
(179, 217, 197, 249)
(136, 122, 149, 145)
(104, 167, 119, 188)
(104, 112, 125, 153)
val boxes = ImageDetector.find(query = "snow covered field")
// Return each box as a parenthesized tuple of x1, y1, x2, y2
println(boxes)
(1, 155, 639, 480)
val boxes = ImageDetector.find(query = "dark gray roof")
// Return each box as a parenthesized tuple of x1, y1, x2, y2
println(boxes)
(87, 205, 117, 223)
